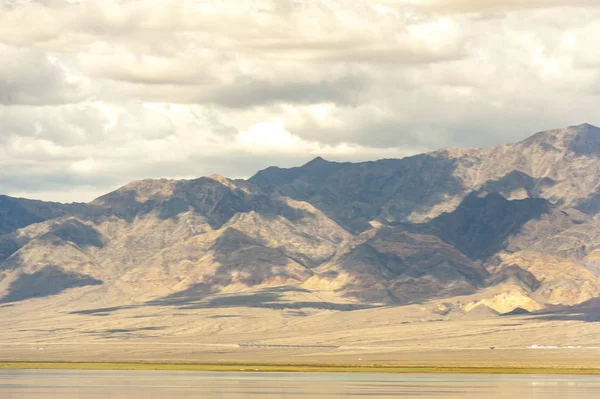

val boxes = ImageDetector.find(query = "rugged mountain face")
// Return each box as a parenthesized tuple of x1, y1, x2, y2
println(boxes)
(0, 195, 87, 235)
(1, 124, 600, 316)
(251, 123, 600, 228)
(304, 226, 487, 304)
(250, 154, 463, 233)
(422, 192, 551, 260)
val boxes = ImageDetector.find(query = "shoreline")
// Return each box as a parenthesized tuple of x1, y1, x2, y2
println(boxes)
(2, 362, 600, 375)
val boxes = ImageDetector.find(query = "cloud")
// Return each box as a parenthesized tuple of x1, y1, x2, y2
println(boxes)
(0, 101, 416, 202)
(0, 44, 86, 105)
(0, 0, 599, 201)
(379, 0, 600, 13)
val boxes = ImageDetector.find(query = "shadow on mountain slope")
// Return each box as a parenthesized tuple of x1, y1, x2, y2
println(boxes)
(69, 306, 131, 316)
(250, 154, 465, 233)
(0, 195, 89, 236)
(318, 227, 488, 305)
(577, 188, 600, 215)
(0, 236, 21, 264)
(69, 286, 372, 315)
(566, 123, 600, 157)
(40, 219, 105, 249)
(479, 171, 556, 199)
(0, 265, 102, 304)
(527, 299, 600, 323)
(146, 286, 372, 311)
(83, 326, 166, 339)
(419, 192, 551, 260)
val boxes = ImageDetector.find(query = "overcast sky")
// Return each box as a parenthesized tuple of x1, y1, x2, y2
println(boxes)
(1, 0, 600, 202)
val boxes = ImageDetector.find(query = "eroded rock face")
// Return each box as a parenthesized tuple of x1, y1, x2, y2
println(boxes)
(0, 195, 88, 235)
(1, 124, 600, 313)
(250, 154, 465, 232)
(251, 123, 600, 228)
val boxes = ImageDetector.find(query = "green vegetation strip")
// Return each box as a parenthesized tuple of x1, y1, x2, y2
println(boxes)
(1, 362, 600, 374)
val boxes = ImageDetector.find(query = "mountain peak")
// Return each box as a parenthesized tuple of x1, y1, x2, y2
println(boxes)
(567, 123, 600, 155)
(93, 178, 177, 206)
(520, 123, 600, 156)
(302, 156, 330, 168)
(207, 174, 235, 187)
(569, 123, 599, 131)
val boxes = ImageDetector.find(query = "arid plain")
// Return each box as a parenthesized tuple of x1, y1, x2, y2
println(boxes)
(2, 124, 600, 371)
(1, 285, 600, 369)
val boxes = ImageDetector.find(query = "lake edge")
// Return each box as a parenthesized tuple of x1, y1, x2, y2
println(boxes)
(2, 362, 600, 375)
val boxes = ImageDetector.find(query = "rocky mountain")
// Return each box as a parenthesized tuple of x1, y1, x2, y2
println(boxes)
(1, 123, 600, 318)
(0, 195, 88, 235)
(251, 123, 600, 229)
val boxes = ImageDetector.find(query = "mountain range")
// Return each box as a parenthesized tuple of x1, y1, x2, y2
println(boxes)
(2, 123, 600, 320)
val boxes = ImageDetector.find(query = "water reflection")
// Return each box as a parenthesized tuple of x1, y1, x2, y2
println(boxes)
(1, 370, 600, 398)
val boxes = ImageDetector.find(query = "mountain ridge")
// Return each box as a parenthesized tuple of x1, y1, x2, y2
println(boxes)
(1, 123, 600, 318)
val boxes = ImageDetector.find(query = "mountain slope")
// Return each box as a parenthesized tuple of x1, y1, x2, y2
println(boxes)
(422, 192, 551, 260)
(251, 123, 600, 230)
(1, 124, 600, 316)
(0, 195, 88, 235)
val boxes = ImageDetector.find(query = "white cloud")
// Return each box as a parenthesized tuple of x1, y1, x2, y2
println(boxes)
(0, 0, 599, 201)
(237, 119, 309, 153)
(0, 101, 415, 201)
(0, 44, 87, 105)
(379, 0, 600, 13)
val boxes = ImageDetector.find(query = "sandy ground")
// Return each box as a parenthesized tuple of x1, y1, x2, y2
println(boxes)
(1, 287, 600, 369)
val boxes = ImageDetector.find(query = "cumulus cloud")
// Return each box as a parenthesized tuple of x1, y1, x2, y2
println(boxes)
(0, 44, 86, 105)
(0, 101, 418, 201)
(0, 0, 599, 201)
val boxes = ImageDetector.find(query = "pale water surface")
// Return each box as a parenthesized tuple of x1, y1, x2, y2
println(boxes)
(1, 369, 600, 398)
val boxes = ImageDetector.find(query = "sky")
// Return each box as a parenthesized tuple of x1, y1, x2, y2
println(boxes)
(1, 0, 600, 203)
